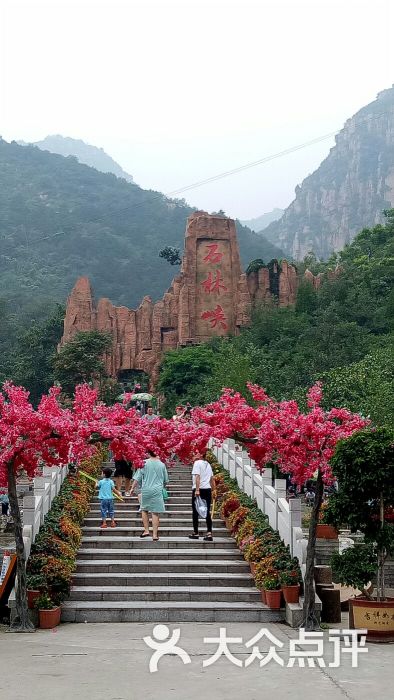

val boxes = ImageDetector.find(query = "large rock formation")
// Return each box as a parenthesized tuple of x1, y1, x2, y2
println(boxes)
(61, 212, 317, 386)
(262, 86, 394, 260)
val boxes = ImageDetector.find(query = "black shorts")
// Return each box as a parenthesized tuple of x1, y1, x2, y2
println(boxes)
(113, 460, 133, 479)
(1, 503, 9, 516)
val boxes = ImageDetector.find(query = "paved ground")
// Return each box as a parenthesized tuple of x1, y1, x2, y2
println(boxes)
(0, 621, 392, 700)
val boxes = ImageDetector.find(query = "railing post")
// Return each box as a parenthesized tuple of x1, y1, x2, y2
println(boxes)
(228, 439, 236, 478)
(273, 478, 287, 530)
(288, 499, 302, 556)
(261, 468, 273, 514)
(221, 441, 229, 471)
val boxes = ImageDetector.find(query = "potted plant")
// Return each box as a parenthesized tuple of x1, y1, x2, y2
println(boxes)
(243, 538, 265, 575)
(26, 573, 46, 609)
(227, 506, 249, 535)
(221, 493, 241, 529)
(263, 575, 282, 609)
(254, 557, 278, 604)
(280, 569, 301, 604)
(331, 544, 377, 625)
(35, 592, 61, 629)
(316, 501, 338, 539)
(328, 427, 394, 642)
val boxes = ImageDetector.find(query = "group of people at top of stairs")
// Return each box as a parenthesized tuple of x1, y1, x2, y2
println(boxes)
(96, 447, 216, 543)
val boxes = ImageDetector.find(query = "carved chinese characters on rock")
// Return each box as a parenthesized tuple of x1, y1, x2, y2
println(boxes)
(201, 305, 228, 330)
(201, 269, 228, 295)
(203, 243, 224, 264)
(196, 238, 233, 339)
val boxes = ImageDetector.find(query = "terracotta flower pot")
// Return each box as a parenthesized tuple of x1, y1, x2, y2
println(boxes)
(249, 562, 257, 576)
(39, 606, 61, 629)
(316, 524, 338, 539)
(260, 588, 267, 605)
(350, 597, 394, 643)
(27, 589, 41, 610)
(282, 584, 300, 604)
(265, 589, 282, 609)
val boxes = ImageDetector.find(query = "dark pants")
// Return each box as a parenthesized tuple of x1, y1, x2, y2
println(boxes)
(192, 488, 212, 534)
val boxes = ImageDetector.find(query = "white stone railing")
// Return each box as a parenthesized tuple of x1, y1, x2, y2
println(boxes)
(211, 438, 308, 575)
(22, 465, 68, 559)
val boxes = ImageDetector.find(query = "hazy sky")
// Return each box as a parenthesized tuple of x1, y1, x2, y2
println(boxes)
(1, 0, 393, 219)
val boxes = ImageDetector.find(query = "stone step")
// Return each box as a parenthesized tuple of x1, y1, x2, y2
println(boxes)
(89, 509, 199, 517)
(75, 559, 249, 574)
(82, 526, 230, 536)
(92, 488, 192, 498)
(84, 517, 222, 525)
(69, 585, 261, 603)
(81, 536, 236, 549)
(72, 571, 255, 587)
(77, 548, 244, 560)
(61, 600, 282, 623)
(92, 495, 194, 503)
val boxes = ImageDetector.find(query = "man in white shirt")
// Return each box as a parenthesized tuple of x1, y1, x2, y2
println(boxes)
(189, 450, 215, 541)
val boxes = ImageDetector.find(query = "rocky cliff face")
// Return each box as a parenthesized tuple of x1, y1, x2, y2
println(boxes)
(262, 86, 394, 260)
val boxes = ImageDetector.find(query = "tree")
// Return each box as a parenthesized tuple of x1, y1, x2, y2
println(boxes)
(295, 279, 318, 314)
(319, 342, 394, 427)
(327, 427, 394, 600)
(10, 305, 65, 405)
(193, 382, 368, 628)
(158, 246, 182, 266)
(0, 382, 205, 630)
(53, 331, 112, 395)
(158, 345, 216, 416)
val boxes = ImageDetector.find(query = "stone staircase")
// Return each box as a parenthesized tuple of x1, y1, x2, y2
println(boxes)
(62, 463, 282, 622)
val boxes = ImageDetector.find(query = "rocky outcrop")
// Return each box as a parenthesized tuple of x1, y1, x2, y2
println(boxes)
(262, 86, 394, 260)
(61, 213, 321, 386)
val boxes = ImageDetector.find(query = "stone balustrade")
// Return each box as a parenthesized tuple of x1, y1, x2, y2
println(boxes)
(210, 439, 308, 575)
(22, 465, 68, 559)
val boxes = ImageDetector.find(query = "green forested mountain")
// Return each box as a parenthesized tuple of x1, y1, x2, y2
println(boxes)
(0, 139, 283, 315)
(158, 212, 394, 424)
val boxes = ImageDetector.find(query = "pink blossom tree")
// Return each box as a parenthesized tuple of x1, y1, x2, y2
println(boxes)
(0, 383, 204, 630)
(193, 382, 368, 628)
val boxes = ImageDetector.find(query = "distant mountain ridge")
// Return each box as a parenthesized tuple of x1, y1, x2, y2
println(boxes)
(241, 209, 284, 233)
(19, 134, 135, 183)
(262, 86, 394, 259)
(0, 139, 284, 317)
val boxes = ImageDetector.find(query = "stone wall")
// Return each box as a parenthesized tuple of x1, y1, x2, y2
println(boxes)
(61, 211, 319, 387)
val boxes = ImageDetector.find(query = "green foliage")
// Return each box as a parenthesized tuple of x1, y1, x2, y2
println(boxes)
(35, 592, 56, 610)
(331, 545, 377, 594)
(328, 428, 394, 597)
(328, 428, 394, 538)
(318, 342, 394, 427)
(53, 330, 112, 395)
(295, 279, 318, 314)
(158, 345, 216, 416)
(159, 246, 182, 265)
(7, 304, 65, 404)
(246, 259, 266, 274)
